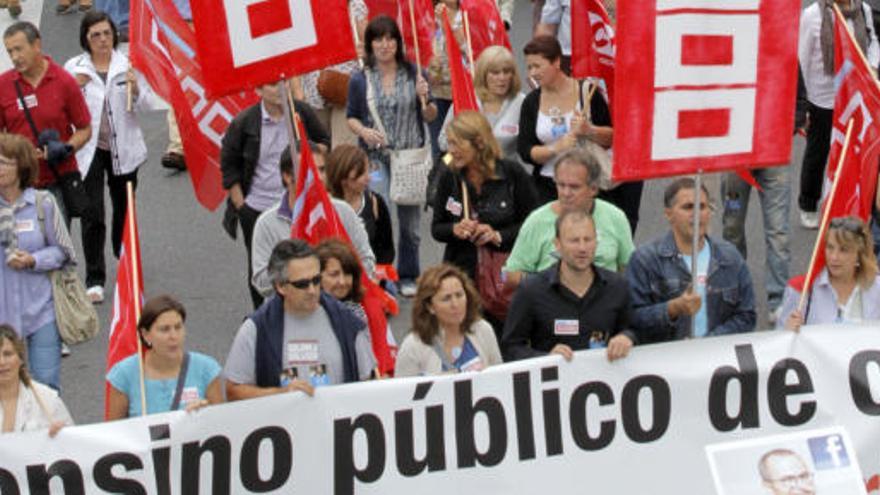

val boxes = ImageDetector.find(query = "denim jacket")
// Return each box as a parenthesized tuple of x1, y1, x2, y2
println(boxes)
(626, 232, 756, 343)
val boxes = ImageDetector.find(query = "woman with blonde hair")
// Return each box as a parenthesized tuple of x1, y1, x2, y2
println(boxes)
(439, 45, 526, 168)
(778, 216, 880, 331)
(0, 325, 72, 436)
(431, 111, 538, 333)
(396, 264, 501, 376)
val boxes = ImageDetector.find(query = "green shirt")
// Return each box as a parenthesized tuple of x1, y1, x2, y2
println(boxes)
(503, 199, 634, 274)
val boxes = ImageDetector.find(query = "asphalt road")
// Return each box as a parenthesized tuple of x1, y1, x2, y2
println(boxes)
(24, 0, 814, 424)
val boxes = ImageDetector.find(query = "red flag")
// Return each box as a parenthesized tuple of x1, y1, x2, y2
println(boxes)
(442, 9, 478, 115)
(105, 187, 144, 419)
(571, 0, 614, 102)
(398, 0, 434, 67)
(823, 8, 880, 220)
(130, 0, 259, 211)
(612, 0, 799, 181)
(291, 120, 397, 375)
(190, 0, 356, 97)
(803, 10, 880, 287)
(459, 0, 510, 60)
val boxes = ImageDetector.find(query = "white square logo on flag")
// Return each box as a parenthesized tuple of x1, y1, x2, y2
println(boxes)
(612, 0, 799, 180)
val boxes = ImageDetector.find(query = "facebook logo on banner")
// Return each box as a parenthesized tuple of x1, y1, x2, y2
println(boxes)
(808, 434, 850, 470)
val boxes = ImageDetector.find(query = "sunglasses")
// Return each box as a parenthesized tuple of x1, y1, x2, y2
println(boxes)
(829, 217, 865, 237)
(283, 274, 322, 290)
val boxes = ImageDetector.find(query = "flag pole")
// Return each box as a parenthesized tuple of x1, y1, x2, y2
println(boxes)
(279, 78, 302, 178)
(350, 12, 364, 70)
(126, 66, 133, 112)
(406, 0, 427, 107)
(689, 170, 702, 339)
(126, 181, 147, 416)
(797, 118, 855, 315)
(462, 10, 475, 74)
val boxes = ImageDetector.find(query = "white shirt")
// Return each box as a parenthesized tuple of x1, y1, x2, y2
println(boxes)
(799, 2, 880, 109)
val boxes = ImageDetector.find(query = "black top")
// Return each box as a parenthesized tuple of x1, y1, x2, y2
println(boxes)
(516, 84, 612, 171)
(358, 190, 395, 265)
(501, 262, 635, 362)
(430, 159, 539, 279)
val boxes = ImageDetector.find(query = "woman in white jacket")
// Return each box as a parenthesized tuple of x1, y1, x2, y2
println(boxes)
(64, 11, 159, 304)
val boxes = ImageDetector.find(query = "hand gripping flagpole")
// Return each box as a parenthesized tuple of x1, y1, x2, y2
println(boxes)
(797, 118, 855, 317)
(126, 181, 147, 416)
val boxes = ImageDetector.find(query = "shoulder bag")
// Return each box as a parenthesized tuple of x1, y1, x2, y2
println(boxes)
(576, 81, 617, 191)
(364, 69, 432, 206)
(15, 80, 90, 217)
(35, 191, 99, 345)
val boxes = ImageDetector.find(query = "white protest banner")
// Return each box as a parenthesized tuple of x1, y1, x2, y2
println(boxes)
(1, 325, 879, 494)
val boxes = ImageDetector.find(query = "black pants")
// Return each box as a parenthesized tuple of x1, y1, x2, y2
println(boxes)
(798, 103, 833, 212)
(238, 204, 264, 310)
(81, 149, 137, 288)
(598, 181, 644, 235)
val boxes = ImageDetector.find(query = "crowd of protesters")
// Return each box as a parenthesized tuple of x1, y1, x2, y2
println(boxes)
(2, 0, 880, 438)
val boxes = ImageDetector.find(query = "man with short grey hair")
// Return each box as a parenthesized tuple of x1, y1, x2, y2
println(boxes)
(224, 239, 376, 401)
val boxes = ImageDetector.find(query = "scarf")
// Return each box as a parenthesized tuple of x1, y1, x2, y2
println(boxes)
(822, 0, 869, 75)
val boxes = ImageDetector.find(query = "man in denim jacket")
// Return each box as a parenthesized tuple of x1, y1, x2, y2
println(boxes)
(626, 178, 756, 343)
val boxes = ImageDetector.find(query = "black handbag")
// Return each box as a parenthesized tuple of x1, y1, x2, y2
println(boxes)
(14, 80, 89, 218)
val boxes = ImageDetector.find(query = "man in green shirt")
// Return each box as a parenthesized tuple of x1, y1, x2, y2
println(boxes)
(504, 149, 633, 288)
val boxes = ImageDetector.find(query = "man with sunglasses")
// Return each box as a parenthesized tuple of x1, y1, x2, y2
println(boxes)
(224, 239, 376, 401)
(626, 178, 756, 343)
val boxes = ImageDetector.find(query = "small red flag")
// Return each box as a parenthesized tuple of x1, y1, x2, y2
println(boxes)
(459, 0, 510, 60)
(571, 0, 614, 101)
(398, 0, 434, 68)
(104, 186, 144, 419)
(442, 9, 478, 115)
(291, 120, 397, 375)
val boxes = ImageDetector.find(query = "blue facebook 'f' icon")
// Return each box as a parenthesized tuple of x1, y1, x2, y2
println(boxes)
(808, 434, 850, 470)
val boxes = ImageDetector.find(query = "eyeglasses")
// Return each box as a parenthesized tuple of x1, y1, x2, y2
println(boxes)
(283, 274, 322, 290)
(830, 217, 865, 237)
(0, 157, 15, 168)
(88, 29, 113, 40)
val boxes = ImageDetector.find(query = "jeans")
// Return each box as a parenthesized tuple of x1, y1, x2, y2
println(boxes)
(721, 168, 791, 310)
(370, 161, 421, 282)
(82, 149, 138, 288)
(27, 321, 61, 391)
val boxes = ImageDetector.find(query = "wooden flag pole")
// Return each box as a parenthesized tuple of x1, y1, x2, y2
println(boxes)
(462, 11, 475, 74)
(406, 0, 427, 107)
(689, 170, 702, 339)
(126, 65, 133, 112)
(126, 181, 147, 416)
(280, 78, 302, 179)
(350, 12, 364, 70)
(797, 118, 855, 315)
(834, 4, 880, 94)
(461, 178, 470, 221)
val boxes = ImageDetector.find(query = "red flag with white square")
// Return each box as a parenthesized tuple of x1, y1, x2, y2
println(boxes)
(571, 0, 615, 100)
(190, 0, 356, 97)
(130, 0, 258, 210)
(612, 0, 800, 181)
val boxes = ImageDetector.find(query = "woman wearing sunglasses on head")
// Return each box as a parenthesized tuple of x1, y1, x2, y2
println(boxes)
(777, 216, 880, 331)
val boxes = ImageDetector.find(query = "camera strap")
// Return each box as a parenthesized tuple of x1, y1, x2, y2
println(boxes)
(14, 79, 61, 179)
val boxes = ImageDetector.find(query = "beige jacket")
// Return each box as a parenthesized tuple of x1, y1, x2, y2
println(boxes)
(395, 319, 503, 377)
